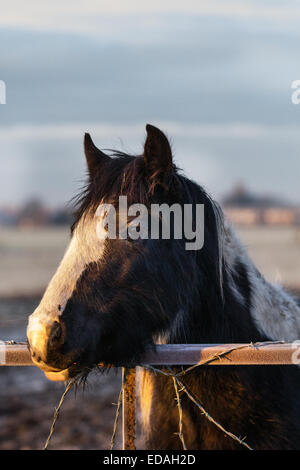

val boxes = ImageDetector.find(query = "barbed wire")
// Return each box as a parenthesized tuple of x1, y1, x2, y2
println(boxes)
(142, 364, 253, 450)
(43, 378, 76, 450)
(110, 384, 123, 450)
(38, 340, 284, 450)
(169, 367, 252, 450)
(171, 375, 187, 450)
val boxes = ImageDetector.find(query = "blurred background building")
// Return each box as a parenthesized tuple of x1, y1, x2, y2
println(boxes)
(223, 184, 300, 226)
(0, 0, 300, 450)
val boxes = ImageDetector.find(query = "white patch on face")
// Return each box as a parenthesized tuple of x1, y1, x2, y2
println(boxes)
(223, 220, 300, 342)
(27, 210, 107, 357)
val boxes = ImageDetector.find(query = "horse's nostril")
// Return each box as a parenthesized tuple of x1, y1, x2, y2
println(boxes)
(49, 321, 63, 346)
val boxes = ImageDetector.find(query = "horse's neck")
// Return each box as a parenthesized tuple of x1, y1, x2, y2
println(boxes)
(222, 222, 300, 342)
(160, 221, 300, 345)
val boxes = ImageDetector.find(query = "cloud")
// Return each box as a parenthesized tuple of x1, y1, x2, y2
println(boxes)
(0, 24, 299, 126)
(1, 3, 300, 205)
(0, 1, 300, 37)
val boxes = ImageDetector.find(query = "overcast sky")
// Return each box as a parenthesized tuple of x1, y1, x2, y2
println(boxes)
(0, 1, 300, 207)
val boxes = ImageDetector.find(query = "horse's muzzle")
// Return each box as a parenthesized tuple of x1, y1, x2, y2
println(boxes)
(27, 313, 77, 380)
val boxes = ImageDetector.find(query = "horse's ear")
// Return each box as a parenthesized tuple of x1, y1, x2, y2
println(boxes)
(84, 133, 110, 176)
(143, 124, 173, 186)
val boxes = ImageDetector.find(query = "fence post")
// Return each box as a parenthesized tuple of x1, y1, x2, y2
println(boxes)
(122, 367, 136, 450)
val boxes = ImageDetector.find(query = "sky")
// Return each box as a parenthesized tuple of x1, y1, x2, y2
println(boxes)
(0, 0, 300, 207)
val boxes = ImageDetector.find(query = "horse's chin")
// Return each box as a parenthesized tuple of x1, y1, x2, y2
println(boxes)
(31, 357, 78, 382)
(30, 350, 87, 381)
(43, 361, 92, 382)
(44, 368, 70, 382)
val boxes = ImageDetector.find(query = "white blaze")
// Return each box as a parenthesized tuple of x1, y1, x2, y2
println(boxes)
(27, 211, 107, 354)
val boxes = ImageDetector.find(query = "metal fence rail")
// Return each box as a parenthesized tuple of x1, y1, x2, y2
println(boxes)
(2, 342, 299, 366)
(1, 341, 299, 449)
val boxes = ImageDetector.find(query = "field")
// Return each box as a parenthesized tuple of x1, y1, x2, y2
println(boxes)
(0, 227, 68, 298)
(0, 226, 299, 299)
(0, 225, 299, 449)
(238, 226, 300, 289)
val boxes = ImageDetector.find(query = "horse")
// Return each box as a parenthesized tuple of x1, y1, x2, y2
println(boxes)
(27, 124, 300, 449)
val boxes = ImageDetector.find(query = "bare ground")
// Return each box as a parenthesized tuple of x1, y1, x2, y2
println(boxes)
(0, 366, 122, 450)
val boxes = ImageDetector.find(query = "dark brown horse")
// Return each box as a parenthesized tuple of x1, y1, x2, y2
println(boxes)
(27, 124, 300, 449)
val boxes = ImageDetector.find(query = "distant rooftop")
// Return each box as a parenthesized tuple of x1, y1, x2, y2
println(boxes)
(222, 184, 294, 209)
